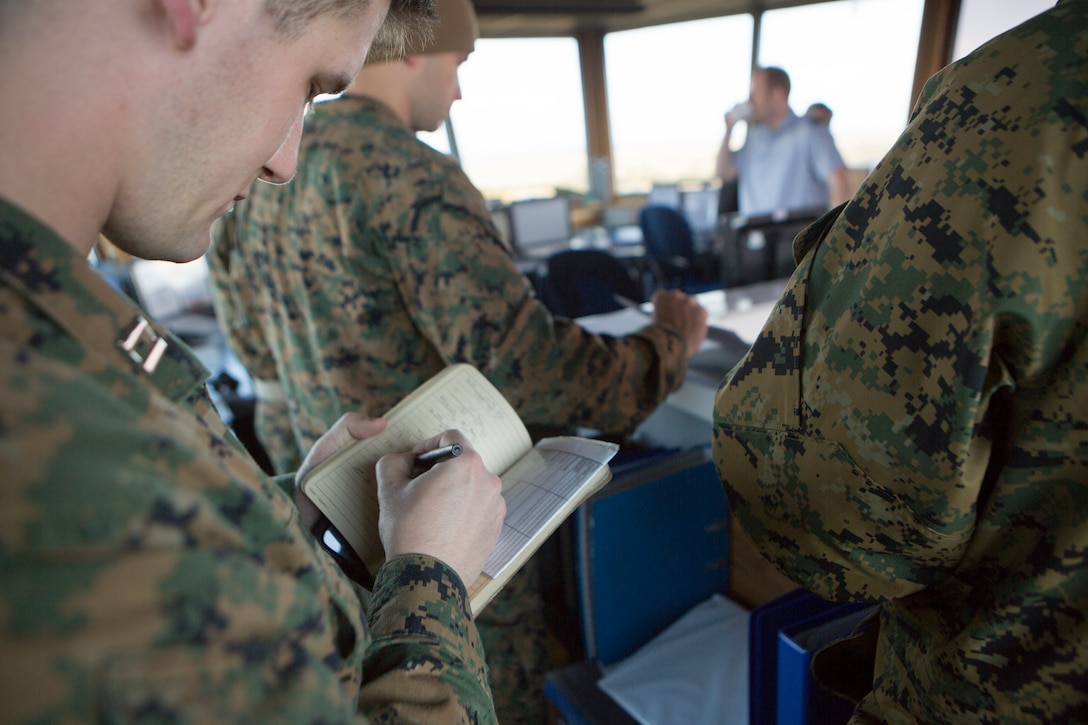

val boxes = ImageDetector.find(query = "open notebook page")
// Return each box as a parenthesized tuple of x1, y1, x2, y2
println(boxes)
(467, 436, 617, 613)
(483, 437, 616, 578)
(302, 364, 532, 575)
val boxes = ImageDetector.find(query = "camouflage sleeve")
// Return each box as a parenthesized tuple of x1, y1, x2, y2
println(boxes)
(0, 359, 364, 722)
(361, 162, 687, 435)
(207, 215, 279, 385)
(362, 555, 496, 724)
(0, 355, 493, 724)
(713, 5, 1088, 603)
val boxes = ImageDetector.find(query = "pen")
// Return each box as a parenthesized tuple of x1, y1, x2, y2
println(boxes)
(415, 443, 464, 467)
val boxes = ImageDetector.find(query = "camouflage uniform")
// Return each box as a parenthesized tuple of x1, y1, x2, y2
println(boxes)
(206, 241, 299, 475)
(0, 199, 495, 723)
(713, 4, 1088, 722)
(208, 95, 690, 723)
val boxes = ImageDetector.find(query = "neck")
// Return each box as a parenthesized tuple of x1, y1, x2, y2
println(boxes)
(766, 105, 791, 130)
(342, 65, 413, 126)
(0, 27, 125, 256)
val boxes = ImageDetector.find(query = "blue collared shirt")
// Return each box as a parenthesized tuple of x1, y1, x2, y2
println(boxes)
(734, 109, 846, 216)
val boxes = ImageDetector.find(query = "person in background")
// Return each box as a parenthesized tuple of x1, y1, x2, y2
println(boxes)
(714, 3, 1087, 721)
(0, 1, 509, 722)
(208, 0, 707, 720)
(716, 66, 854, 216)
(804, 101, 833, 125)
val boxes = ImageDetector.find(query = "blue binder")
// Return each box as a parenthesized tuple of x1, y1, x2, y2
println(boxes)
(749, 588, 873, 725)
(544, 445, 733, 725)
(577, 447, 730, 665)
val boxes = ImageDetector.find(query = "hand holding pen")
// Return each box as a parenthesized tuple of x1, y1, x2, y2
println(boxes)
(376, 431, 505, 587)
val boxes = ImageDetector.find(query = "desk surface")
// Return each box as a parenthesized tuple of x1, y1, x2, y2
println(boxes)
(699, 278, 788, 345)
(578, 278, 786, 349)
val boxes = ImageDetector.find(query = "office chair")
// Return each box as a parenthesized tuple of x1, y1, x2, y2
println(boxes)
(719, 178, 740, 217)
(538, 249, 649, 319)
(544, 446, 739, 724)
(718, 206, 826, 289)
(638, 205, 721, 294)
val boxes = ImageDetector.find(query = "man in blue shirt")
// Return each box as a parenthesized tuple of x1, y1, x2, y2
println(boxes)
(716, 67, 853, 216)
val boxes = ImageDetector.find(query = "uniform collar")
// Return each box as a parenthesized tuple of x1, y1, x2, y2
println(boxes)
(330, 93, 410, 131)
(759, 108, 800, 135)
(0, 197, 210, 403)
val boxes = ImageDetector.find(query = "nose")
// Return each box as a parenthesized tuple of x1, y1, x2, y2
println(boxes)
(259, 111, 305, 185)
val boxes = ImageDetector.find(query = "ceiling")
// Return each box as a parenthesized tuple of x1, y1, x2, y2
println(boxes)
(474, 0, 837, 38)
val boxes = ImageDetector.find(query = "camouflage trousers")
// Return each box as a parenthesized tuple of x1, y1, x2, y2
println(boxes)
(476, 557, 549, 724)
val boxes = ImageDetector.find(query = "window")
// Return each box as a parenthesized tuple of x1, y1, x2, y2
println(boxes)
(952, 0, 1055, 61)
(417, 123, 452, 155)
(605, 15, 754, 195)
(758, 0, 925, 171)
(446, 38, 588, 203)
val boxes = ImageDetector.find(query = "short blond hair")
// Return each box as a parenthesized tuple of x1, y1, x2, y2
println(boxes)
(403, 0, 477, 56)
(264, 0, 437, 61)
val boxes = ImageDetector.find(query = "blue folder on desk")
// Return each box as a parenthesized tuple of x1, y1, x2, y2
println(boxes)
(749, 589, 874, 725)
(543, 446, 733, 725)
(581, 447, 730, 666)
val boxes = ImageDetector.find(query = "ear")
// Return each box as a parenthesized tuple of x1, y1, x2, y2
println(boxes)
(160, 0, 216, 50)
(403, 54, 424, 69)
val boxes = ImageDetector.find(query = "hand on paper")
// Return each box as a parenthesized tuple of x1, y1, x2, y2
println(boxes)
(376, 430, 506, 587)
(651, 289, 709, 359)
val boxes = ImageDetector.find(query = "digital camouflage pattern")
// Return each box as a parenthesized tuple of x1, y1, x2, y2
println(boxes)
(208, 94, 690, 723)
(713, 3, 1088, 722)
(0, 199, 495, 723)
(473, 561, 549, 724)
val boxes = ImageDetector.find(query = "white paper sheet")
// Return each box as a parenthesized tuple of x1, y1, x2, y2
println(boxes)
(598, 594, 750, 725)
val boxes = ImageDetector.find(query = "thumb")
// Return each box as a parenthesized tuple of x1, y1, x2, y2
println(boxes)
(296, 414, 387, 488)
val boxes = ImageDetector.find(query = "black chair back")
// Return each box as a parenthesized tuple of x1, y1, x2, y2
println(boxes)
(719, 206, 826, 289)
(638, 205, 697, 288)
(639, 205, 722, 293)
(540, 249, 647, 319)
